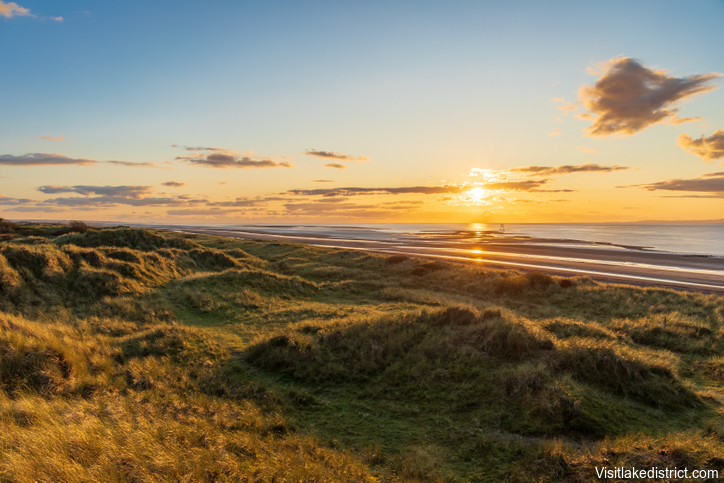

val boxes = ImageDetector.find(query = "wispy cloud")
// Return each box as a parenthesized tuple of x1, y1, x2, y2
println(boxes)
(175, 147, 293, 169)
(577, 146, 597, 154)
(37, 135, 71, 142)
(286, 186, 466, 197)
(507, 164, 629, 176)
(166, 208, 254, 217)
(579, 57, 720, 136)
(0, 153, 165, 168)
(312, 180, 334, 183)
(106, 161, 166, 168)
(37, 185, 153, 198)
(162, 181, 187, 188)
(547, 128, 562, 136)
(325, 163, 347, 169)
(552, 97, 578, 114)
(0, 153, 97, 166)
(304, 149, 370, 162)
(619, 172, 724, 193)
(0, 1, 32, 18)
(677, 130, 724, 161)
(0, 194, 34, 205)
(179, 146, 227, 151)
(50, 16, 62, 22)
(472, 164, 630, 178)
(33, 184, 210, 208)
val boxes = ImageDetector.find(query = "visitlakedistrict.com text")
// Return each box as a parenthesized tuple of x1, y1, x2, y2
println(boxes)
(595, 466, 719, 479)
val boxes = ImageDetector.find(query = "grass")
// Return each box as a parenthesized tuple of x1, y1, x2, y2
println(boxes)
(1, 222, 723, 481)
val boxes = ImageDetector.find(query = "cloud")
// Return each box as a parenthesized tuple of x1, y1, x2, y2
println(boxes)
(51, 16, 62, 21)
(0, 153, 97, 166)
(44, 196, 207, 207)
(177, 151, 293, 169)
(37, 185, 154, 198)
(669, 116, 704, 125)
(325, 163, 347, 169)
(162, 181, 187, 188)
(181, 146, 227, 151)
(552, 97, 578, 114)
(579, 57, 720, 136)
(0, 153, 165, 168)
(508, 164, 630, 176)
(37, 135, 70, 142)
(483, 180, 549, 191)
(577, 146, 598, 154)
(208, 197, 279, 207)
(0, 1, 32, 18)
(0, 194, 34, 205)
(547, 129, 562, 136)
(106, 161, 166, 168)
(620, 172, 724, 193)
(382, 200, 424, 206)
(304, 149, 370, 162)
(312, 180, 334, 183)
(4, 207, 67, 213)
(677, 130, 724, 161)
(166, 208, 251, 216)
(286, 186, 466, 197)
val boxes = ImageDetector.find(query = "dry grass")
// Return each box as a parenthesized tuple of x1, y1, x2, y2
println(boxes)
(1, 225, 724, 481)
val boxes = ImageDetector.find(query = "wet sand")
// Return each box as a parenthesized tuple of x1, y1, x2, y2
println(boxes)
(149, 225, 724, 293)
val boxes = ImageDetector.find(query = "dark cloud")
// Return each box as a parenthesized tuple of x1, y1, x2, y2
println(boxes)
(43, 196, 207, 207)
(0, 153, 165, 168)
(182, 146, 226, 151)
(4, 207, 67, 213)
(0, 194, 34, 205)
(305, 149, 370, 162)
(508, 164, 630, 176)
(325, 163, 347, 169)
(579, 57, 720, 136)
(37, 185, 153, 198)
(620, 172, 724, 193)
(177, 152, 293, 169)
(0, 153, 98, 166)
(162, 181, 187, 188)
(677, 130, 724, 161)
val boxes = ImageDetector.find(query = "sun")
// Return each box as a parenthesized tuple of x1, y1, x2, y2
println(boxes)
(467, 187, 487, 202)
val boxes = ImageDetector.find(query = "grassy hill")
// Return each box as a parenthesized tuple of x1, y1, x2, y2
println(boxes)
(1, 222, 723, 481)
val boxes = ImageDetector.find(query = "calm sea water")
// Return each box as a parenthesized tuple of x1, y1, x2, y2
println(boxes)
(219, 223, 724, 257)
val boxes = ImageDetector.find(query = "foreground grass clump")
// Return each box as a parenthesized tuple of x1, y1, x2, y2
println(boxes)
(1, 223, 724, 481)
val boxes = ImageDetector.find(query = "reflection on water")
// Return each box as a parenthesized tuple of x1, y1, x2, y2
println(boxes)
(217, 223, 724, 257)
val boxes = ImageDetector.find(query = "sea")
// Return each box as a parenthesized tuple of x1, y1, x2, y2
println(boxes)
(206, 223, 724, 258)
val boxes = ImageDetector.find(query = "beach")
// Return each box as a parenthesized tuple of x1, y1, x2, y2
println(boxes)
(156, 224, 724, 293)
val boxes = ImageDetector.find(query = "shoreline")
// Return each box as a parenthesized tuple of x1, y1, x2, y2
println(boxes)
(165, 226, 724, 293)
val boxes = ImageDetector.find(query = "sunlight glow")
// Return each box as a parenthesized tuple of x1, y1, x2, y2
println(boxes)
(468, 187, 487, 202)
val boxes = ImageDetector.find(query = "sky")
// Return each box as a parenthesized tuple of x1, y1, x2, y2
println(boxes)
(2, 0, 724, 224)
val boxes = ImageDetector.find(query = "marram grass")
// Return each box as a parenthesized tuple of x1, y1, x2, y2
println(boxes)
(0, 222, 723, 481)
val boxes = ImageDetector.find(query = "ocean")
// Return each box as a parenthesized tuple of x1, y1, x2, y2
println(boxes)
(214, 223, 724, 258)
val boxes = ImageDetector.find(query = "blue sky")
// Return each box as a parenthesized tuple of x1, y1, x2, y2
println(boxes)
(2, 0, 723, 223)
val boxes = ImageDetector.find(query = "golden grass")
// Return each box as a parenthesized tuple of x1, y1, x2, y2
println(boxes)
(1, 224, 723, 481)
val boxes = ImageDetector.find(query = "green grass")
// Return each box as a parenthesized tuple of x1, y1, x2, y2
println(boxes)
(1, 223, 723, 481)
